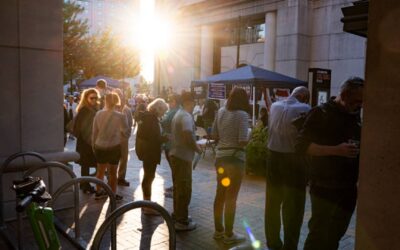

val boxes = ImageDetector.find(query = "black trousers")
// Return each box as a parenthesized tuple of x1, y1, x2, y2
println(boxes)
(304, 185, 357, 250)
(265, 151, 307, 250)
(141, 160, 158, 199)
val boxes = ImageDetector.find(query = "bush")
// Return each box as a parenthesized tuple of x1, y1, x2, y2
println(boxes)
(245, 126, 269, 176)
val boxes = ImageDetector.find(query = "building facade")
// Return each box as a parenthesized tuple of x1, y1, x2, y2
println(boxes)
(161, 0, 366, 97)
(73, 0, 138, 35)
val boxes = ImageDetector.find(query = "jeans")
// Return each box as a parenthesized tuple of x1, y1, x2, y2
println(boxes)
(214, 156, 245, 235)
(170, 156, 192, 224)
(141, 160, 158, 199)
(304, 185, 357, 250)
(265, 151, 307, 250)
(118, 138, 129, 180)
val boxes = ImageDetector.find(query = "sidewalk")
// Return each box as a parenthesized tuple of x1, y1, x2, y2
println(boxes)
(64, 131, 355, 250)
(1, 131, 355, 250)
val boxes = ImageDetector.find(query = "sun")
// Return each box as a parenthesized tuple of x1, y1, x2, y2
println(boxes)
(124, 0, 175, 83)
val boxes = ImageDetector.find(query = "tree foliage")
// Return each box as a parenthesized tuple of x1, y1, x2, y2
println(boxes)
(63, 1, 140, 84)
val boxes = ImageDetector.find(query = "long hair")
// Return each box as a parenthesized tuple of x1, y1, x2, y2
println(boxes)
(226, 87, 249, 112)
(76, 88, 99, 113)
(105, 92, 120, 110)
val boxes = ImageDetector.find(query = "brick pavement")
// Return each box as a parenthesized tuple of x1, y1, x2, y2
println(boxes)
(0, 131, 356, 250)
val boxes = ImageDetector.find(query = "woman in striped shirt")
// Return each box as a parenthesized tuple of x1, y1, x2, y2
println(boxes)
(212, 88, 250, 244)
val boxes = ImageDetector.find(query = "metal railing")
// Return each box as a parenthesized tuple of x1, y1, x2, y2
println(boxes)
(49, 177, 117, 250)
(91, 200, 176, 250)
(0, 151, 46, 250)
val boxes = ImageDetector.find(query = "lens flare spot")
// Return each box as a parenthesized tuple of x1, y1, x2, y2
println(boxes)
(217, 167, 224, 174)
(221, 177, 230, 187)
(252, 240, 261, 249)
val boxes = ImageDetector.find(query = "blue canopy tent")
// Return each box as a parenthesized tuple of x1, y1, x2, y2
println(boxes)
(78, 76, 123, 89)
(191, 65, 307, 125)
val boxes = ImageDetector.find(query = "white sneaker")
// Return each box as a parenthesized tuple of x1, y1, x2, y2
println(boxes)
(223, 232, 246, 244)
(174, 221, 197, 231)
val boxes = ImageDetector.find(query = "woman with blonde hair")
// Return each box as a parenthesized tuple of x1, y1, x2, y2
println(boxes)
(136, 98, 169, 214)
(92, 92, 129, 200)
(74, 88, 100, 194)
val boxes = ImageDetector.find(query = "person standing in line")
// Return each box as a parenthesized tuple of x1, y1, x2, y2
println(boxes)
(92, 92, 129, 200)
(114, 89, 133, 187)
(202, 99, 218, 130)
(169, 92, 202, 231)
(95, 79, 110, 109)
(160, 94, 181, 197)
(296, 77, 364, 250)
(265, 86, 311, 250)
(212, 88, 250, 245)
(74, 88, 100, 194)
(135, 98, 169, 214)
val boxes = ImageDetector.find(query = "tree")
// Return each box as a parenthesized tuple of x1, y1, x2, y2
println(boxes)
(63, 1, 88, 86)
(80, 30, 140, 79)
(63, 1, 140, 86)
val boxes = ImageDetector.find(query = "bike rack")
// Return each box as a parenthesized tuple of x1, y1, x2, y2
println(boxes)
(0, 151, 46, 250)
(49, 177, 117, 250)
(91, 200, 176, 250)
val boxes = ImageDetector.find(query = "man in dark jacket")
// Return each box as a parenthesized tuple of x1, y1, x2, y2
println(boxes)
(296, 77, 364, 250)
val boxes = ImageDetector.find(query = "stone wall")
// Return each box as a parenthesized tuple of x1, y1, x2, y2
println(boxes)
(0, 0, 78, 220)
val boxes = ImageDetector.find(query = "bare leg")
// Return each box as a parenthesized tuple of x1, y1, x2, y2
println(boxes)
(108, 164, 118, 193)
(96, 163, 107, 191)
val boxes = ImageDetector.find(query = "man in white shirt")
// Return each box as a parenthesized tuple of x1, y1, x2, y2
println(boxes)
(265, 86, 311, 250)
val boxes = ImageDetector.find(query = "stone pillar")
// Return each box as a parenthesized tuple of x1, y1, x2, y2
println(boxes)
(264, 12, 276, 71)
(355, 1, 400, 249)
(200, 25, 214, 79)
(0, 0, 78, 220)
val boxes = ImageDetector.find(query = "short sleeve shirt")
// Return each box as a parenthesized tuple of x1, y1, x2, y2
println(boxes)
(169, 109, 196, 162)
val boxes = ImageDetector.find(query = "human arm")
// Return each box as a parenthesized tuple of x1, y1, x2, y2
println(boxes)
(91, 114, 99, 149)
(181, 115, 202, 153)
(306, 142, 359, 158)
(238, 111, 249, 147)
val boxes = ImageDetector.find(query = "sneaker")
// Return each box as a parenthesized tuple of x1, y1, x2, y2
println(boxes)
(223, 232, 246, 244)
(174, 221, 197, 231)
(117, 179, 130, 186)
(95, 190, 108, 200)
(213, 230, 224, 239)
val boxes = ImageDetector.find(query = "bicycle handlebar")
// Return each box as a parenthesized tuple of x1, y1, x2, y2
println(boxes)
(17, 195, 33, 212)
(14, 177, 46, 212)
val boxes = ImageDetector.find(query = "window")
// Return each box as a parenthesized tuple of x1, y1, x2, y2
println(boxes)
(219, 20, 265, 46)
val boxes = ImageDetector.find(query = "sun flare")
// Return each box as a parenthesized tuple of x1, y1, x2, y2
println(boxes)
(123, 0, 175, 83)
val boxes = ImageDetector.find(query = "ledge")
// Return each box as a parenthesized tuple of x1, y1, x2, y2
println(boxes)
(0, 151, 80, 173)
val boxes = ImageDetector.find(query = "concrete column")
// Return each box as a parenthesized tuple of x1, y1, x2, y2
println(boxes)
(0, 0, 78, 220)
(264, 12, 276, 71)
(355, 1, 400, 249)
(200, 25, 214, 79)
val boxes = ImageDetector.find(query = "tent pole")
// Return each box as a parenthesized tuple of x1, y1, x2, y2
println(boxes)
(252, 86, 256, 127)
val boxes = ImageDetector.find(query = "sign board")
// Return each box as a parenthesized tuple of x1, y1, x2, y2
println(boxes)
(308, 68, 331, 106)
(191, 82, 207, 99)
(208, 83, 226, 100)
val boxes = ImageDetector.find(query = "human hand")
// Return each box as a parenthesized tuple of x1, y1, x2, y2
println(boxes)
(195, 145, 203, 154)
(335, 143, 359, 158)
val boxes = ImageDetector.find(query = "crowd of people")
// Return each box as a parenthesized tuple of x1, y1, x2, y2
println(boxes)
(63, 76, 364, 249)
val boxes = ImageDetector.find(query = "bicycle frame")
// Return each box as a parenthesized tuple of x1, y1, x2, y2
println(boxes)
(26, 202, 60, 250)
(13, 176, 61, 250)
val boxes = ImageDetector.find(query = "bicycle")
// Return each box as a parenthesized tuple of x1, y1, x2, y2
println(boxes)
(12, 176, 61, 250)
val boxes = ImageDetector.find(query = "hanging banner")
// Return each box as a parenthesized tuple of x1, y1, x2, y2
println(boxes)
(208, 83, 226, 100)
(233, 84, 253, 101)
(191, 82, 208, 99)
